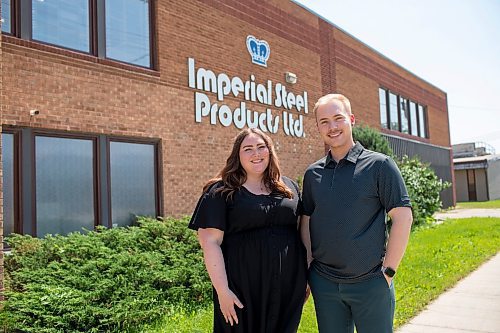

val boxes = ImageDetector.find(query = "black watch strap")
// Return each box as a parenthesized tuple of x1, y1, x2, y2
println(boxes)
(382, 266, 396, 278)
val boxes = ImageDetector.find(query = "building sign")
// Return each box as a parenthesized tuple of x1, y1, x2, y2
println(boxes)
(187, 36, 308, 138)
(246, 35, 270, 67)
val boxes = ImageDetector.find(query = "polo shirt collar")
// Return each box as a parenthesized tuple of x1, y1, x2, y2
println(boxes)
(325, 142, 364, 167)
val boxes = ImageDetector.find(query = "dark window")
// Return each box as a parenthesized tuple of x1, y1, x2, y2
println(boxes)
(2, 133, 15, 237)
(409, 101, 418, 136)
(378, 87, 427, 139)
(379, 88, 388, 129)
(32, 0, 90, 52)
(418, 104, 427, 138)
(105, 0, 151, 67)
(388, 92, 398, 131)
(35, 136, 95, 236)
(5, 0, 154, 68)
(1, 128, 160, 238)
(1, 0, 11, 33)
(467, 169, 477, 201)
(400, 97, 409, 134)
(110, 141, 156, 227)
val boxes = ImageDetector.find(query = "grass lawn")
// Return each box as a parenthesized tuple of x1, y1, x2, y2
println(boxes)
(394, 217, 499, 326)
(145, 217, 500, 332)
(456, 199, 500, 209)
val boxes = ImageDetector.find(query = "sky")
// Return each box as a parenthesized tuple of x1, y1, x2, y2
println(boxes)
(294, 0, 500, 154)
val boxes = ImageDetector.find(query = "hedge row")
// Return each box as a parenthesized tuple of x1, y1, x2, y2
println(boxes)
(0, 217, 211, 333)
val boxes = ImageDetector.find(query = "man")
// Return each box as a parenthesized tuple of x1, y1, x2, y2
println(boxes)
(300, 94, 413, 333)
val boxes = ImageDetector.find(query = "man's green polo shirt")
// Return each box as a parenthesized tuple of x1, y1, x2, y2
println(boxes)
(302, 142, 411, 283)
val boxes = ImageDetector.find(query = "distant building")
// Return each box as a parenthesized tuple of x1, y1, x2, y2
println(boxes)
(453, 143, 500, 202)
(453, 142, 495, 158)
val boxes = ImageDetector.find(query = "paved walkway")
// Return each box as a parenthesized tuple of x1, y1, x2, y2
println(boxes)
(397, 253, 500, 332)
(397, 209, 500, 333)
(434, 208, 500, 220)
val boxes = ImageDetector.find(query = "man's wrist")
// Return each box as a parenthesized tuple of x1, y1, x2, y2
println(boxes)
(381, 265, 396, 278)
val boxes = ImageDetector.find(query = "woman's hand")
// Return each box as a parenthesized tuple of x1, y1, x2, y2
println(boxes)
(198, 229, 244, 325)
(218, 288, 244, 326)
(304, 283, 311, 304)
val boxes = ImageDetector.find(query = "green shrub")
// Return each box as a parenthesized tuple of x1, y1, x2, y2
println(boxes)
(398, 156, 451, 226)
(353, 124, 394, 157)
(296, 175, 304, 191)
(0, 217, 211, 333)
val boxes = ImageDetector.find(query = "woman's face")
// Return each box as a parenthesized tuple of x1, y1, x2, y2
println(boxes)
(239, 133, 270, 178)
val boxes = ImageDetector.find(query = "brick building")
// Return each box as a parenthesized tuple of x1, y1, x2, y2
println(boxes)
(0, 0, 453, 287)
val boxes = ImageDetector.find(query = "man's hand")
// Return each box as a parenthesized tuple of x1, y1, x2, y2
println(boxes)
(383, 273, 393, 287)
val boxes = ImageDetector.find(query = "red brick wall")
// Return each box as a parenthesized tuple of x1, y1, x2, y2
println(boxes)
(333, 28, 450, 147)
(335, 63, 380, 127)
(0, 0, 451, 219)
(1, 0, 4, 295)
(318, 20, 336, 95)
(1, 0, 326, 217)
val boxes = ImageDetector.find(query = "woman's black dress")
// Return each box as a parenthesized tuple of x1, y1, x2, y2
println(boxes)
(189, 177, 307, 333)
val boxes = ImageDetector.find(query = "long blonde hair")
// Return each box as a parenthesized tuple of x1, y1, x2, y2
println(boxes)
(203, 128, 293, 199)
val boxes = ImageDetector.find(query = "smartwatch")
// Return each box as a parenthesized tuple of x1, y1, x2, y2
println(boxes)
(382, 266, 396, 278)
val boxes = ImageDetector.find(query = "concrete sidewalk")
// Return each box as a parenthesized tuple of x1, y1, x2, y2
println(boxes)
(397, 252, 500, 332)
(434, 208, 500, 220)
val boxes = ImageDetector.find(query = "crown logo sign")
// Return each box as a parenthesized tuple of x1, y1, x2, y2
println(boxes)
(246, 35, 270, 67)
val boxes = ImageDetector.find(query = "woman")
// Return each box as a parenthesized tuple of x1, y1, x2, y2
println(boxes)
(189, 128, 307, 333)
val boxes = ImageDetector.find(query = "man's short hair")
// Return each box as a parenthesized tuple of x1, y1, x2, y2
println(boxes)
(313, 94, 352, 117)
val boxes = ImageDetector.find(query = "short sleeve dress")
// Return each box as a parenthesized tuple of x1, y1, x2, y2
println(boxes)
(189, 176, 307, 333)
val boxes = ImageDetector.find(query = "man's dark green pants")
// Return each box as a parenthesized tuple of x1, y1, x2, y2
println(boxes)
(309, 266, 396, 333)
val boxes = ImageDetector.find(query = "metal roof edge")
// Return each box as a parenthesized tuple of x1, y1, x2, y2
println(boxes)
(454, 154, 500, 163)
(381, 133, 451, 151)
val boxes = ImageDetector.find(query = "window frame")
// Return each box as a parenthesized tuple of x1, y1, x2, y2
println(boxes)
(1, 0, 15, 35)
(409, 101, 418, 136)
(32, 130, 99, 236)
(418, 104, 428, 138)
(1, 126, 162, 238)
(379, 86, 429, 139)
(399, 96, 409, 134)
(1, 129, 22, 240)
(29, 0, 93, 54)
(5, 0, 155, 69)
(100, 0, 155, 69)
(388, 91, 399, 131)
(378, 88, 389, 129)
(106, 136, 161, 228)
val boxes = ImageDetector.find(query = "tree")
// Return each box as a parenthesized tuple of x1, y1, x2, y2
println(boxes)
(353, 124, 394, 157)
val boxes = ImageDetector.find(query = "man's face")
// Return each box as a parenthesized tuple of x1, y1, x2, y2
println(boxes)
(315, 99, 355, 150)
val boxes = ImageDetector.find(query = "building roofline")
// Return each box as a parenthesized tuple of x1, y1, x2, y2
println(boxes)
(291, 0, 447, 95)
(453, 154, 500, 164)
